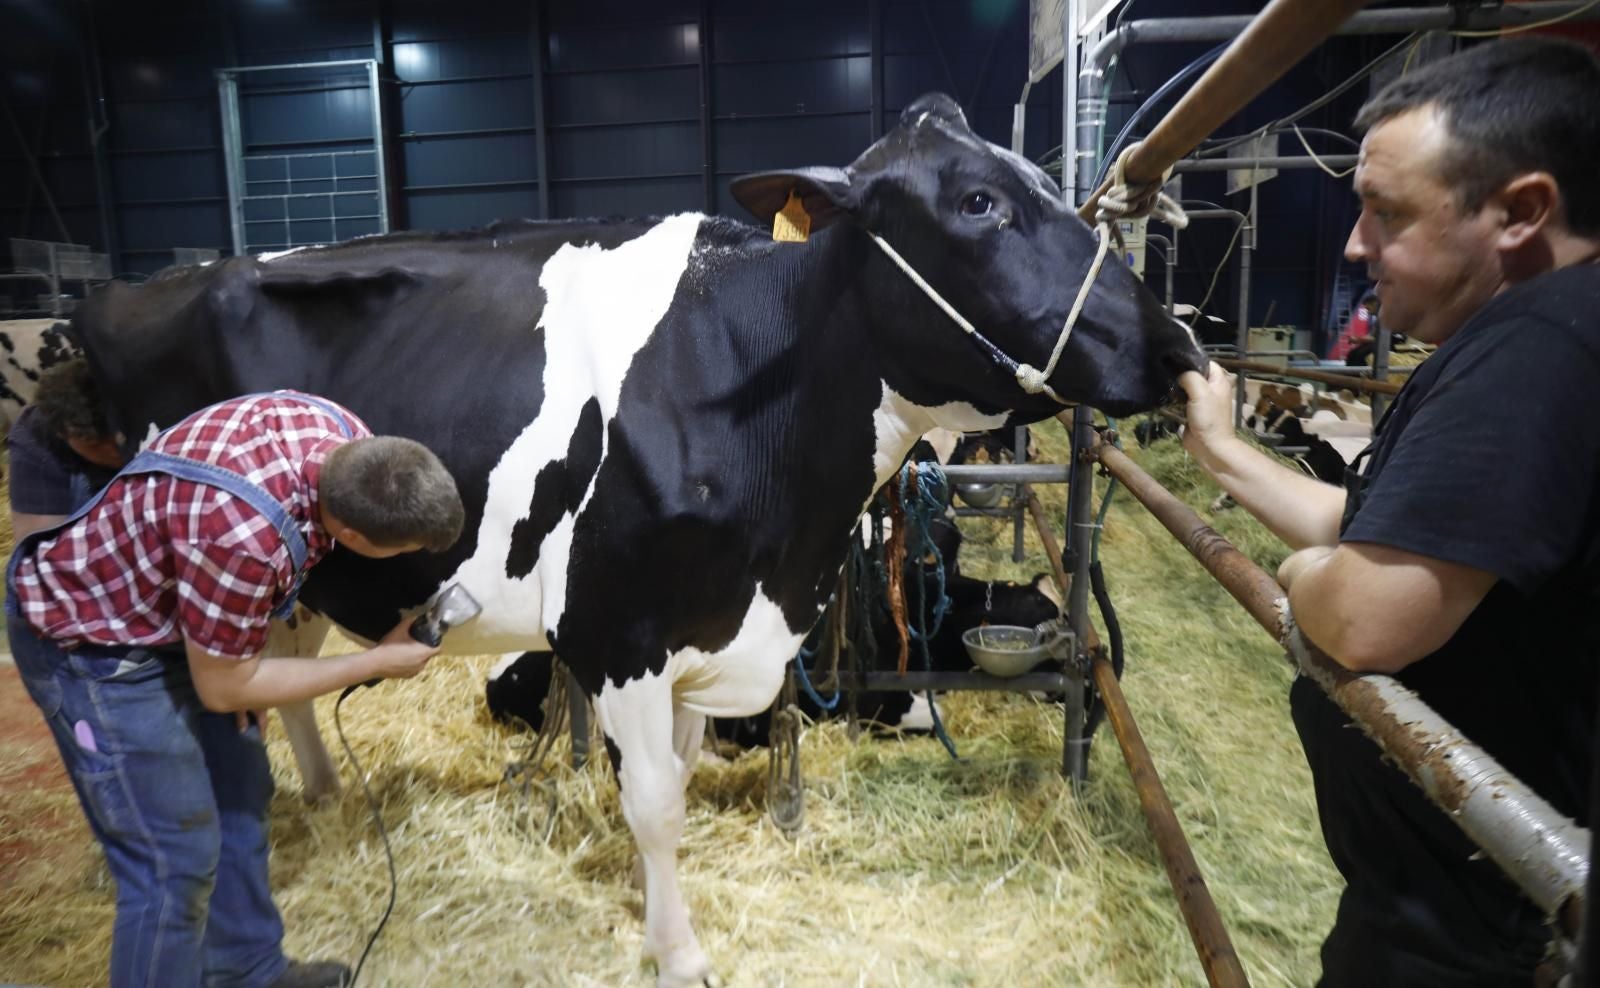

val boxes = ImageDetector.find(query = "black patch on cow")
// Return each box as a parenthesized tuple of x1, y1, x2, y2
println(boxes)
(506, 397, 604, 579)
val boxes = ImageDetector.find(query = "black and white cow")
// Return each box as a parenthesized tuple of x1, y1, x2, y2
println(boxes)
(0, 318, 82, 434)
(485, 518, 1064, 744)
(70, 95, 1201, 986)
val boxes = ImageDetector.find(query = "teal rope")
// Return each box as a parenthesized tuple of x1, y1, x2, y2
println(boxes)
(898, 460, 959, 759)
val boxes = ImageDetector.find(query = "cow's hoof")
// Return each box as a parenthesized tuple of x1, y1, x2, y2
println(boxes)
(302, 783, 340, 808)
(647, 942, 714, 988)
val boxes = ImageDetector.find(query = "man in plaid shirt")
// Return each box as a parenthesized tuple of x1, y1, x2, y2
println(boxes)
(7, 390, 464, 988)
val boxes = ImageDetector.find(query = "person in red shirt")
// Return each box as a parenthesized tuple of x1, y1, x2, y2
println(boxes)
(1327, 290, 1380, 362)
(6, 390, 464, 988)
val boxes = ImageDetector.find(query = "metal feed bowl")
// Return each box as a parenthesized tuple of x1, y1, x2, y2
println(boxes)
(962, 624, 1053, 677)
(955, 482, 1003, 509)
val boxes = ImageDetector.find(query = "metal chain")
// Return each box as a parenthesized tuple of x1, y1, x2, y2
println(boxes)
(766, 668, 805, 835)
(503, 657, 573, 842)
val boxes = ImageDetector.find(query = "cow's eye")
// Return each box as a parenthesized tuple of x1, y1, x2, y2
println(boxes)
(960, 192, 994, 217)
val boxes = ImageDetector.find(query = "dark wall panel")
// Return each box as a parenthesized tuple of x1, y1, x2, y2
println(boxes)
(408, 189, 540, 231)
(1, 0, 1356, 334)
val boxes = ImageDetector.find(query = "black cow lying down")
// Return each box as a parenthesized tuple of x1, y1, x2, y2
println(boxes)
(72, 94, 1201, 986)
(486, 517, 1063, 745)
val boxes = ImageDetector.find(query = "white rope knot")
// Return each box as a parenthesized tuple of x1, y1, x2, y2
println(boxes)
(1096, 142, 1189, 230)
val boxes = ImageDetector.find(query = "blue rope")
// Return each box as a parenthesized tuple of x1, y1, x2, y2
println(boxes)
(791, 641, 841, 711)
(898, 460, 959, 759)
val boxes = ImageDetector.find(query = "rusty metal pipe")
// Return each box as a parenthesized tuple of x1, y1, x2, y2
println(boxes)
(1091, 439, 1590, 927)
(1094, 443, 1285, 632)
(1092, 653, 1251, 987)
(1217, 358, 1404, 397)
(1078, 0, 1372, 223)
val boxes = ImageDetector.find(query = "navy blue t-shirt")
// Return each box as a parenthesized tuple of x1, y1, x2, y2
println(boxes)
(1293, 263, 1600, 986)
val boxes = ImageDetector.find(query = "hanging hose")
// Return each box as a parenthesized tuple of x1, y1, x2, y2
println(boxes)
(1083, 427, 1127, 746)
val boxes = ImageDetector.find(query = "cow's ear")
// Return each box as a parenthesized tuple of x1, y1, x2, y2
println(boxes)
(730, 166, 857, 231)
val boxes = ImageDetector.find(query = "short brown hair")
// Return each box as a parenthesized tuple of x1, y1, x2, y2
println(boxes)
(1355, 39, 1600, 235)
(321, 437, 464, 552)
(35, 358, 112, 443)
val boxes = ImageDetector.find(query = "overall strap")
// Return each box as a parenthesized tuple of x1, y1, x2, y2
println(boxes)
(122, 450, 309, 574)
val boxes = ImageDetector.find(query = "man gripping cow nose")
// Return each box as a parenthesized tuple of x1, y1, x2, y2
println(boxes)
(5, 390, 466, 988)
(1178, 39, 1600, 987)
(7, 357, 125, 540)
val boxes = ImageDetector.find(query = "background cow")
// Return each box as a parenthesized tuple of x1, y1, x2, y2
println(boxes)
(0, 319, 80, 436)
(70, 94, 1199, 986)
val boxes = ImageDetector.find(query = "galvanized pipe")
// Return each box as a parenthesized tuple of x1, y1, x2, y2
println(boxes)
(1061, 407, 1096, 785)
(1091, 439, 1590, 927)
(1092, 653, 1251, 988)
(1371, 314, 1393, 420)
(942, 463, 1073, 485)
(1088, 2, 1600, 68)
(1076, 2, 1600, 199)
(1217, 357, 1403, 396)
(1077, 0, 1372, 224)
(1174, 154, 1356, 173)
(860, 670, 1069, 693)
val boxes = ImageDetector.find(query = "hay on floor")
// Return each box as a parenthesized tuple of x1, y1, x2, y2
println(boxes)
(0, 423, 1339, 986)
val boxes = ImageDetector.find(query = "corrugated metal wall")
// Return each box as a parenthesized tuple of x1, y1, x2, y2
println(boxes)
(0, 0, 1056, 282)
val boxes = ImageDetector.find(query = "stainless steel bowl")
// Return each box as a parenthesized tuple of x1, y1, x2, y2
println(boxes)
(961, 624, 1052, 677)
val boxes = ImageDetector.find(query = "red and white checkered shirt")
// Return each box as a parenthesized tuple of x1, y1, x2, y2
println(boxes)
(12, 393, 371, 659)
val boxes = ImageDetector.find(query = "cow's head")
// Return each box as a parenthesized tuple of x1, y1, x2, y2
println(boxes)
(731, 93, 1204, 421)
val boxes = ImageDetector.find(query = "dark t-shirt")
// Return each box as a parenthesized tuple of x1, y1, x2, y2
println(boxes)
(6, 405, 117, 517)
(1292, 263, 1600, 986)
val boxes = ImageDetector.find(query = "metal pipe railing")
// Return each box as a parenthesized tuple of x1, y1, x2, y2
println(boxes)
(1217, 358, 1403, 396)
(1023, 478, 1246, 987)
(1077, 0, 1372, 224)
(1090, 439, 1590, 931)
(1091, 653, 1250, 988)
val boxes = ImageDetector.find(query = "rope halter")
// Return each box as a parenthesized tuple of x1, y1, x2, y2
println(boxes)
(868, 141, 1189, 404)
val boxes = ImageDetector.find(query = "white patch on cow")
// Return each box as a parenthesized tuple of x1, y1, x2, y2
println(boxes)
(487, 651, 524, 681)
(871, 382, 936, 490)
(666, 585, 802, 718)
(922, 399, 1009, 434)
(921, 427, 961, 465)
(257, 247, 309, 262)
(139, 422, 161, 450)
(437, 213, 705, 654)
(897, 692, 938, 732)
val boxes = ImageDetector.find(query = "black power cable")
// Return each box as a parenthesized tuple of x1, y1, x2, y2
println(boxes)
(333, 683, 398, 987)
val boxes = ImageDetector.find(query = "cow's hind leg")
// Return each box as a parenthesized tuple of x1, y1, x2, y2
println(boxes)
(594, 670, 717, 988)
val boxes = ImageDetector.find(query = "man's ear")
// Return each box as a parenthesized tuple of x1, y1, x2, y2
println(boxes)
(1495, 172, 1561, 251)
(729, 166, 858, 232)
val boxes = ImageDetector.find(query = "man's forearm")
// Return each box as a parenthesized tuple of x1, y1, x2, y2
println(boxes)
(189, 648, 385, 712)
(1190, 434, 1347, 550)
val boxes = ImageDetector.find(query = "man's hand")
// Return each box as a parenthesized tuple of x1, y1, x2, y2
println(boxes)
(365, 616, 442, 680)
(1178, 363, 1239, 458)
(236, 708, 270, 733)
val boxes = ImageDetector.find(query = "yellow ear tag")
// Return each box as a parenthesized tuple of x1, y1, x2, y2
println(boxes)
(772, 190, 811, 243)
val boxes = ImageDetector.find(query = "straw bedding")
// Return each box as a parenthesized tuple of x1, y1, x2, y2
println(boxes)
(0, 422, 1340, 986)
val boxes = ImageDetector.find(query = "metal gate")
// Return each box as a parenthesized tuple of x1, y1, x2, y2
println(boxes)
(217, 60, 391, 257)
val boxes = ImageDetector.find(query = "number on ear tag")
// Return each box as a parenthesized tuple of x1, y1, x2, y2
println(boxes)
(772, 190, 811, 243)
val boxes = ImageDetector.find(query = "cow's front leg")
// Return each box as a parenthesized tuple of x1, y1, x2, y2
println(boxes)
(263, 608, 338, 803)
(279, 701, 339, 804)
(594, 670, 717, 988)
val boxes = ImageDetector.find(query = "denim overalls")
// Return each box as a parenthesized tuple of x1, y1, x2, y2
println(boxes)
(4, 393, 351, 988)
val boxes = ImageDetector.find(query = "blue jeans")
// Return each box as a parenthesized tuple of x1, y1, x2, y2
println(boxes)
(8, 605, 288, 988)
